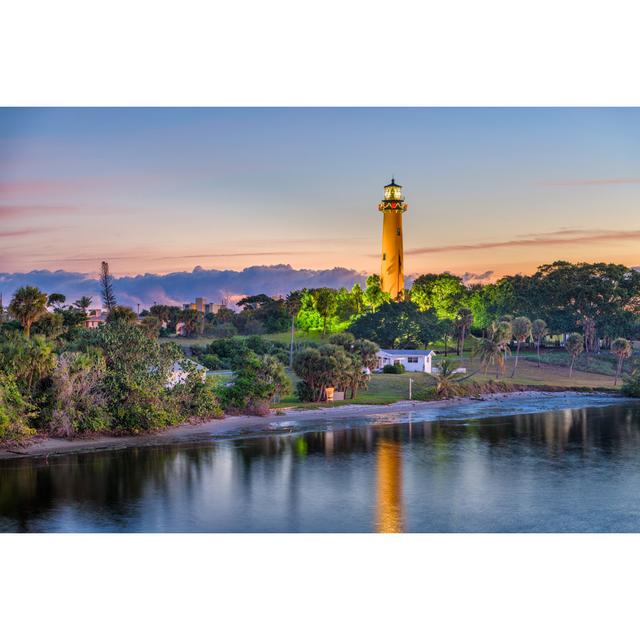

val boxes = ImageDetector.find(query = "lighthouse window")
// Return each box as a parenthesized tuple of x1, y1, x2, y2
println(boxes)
(396, 227, 401, 235)
(382, 253, 386, 261)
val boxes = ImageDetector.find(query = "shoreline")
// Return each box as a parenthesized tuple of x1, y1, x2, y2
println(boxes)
(0, 389, 631, 461)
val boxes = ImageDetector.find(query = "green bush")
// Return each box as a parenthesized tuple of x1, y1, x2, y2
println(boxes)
(48, 351, 111, 437)
(199, 353, 224, 370)
(221, 353, 290, 415)
(382, 363, 405, 374)
(0, 373, 36, 442)
(622, 369, 640, 397)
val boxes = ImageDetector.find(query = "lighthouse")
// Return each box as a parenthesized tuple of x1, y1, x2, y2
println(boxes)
(378, 178, 408, 300)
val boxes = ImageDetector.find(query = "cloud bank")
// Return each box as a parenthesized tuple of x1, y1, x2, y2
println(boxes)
(0, 265, 368, 309)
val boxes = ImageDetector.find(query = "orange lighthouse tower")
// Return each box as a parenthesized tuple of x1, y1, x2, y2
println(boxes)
(378, 178, 408, 300)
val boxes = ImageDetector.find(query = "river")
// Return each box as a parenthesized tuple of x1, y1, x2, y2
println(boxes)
(2, 394, 640, 532)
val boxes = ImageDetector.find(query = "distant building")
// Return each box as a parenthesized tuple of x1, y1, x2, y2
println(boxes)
(183, 297, 225, 315)
(85, 308, 107, 329)
(376, 349, 435, 373)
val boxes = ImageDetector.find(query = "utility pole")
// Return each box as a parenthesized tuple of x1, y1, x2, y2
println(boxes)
(409, 377, 413, 400)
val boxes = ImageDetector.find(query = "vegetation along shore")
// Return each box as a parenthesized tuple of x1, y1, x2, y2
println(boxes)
(2, 260, 640, 450)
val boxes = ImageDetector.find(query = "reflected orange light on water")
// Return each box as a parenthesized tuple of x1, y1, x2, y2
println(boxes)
(375, 439, 403, 533)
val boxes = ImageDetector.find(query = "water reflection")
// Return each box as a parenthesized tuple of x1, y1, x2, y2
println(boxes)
(2, 402, 640, 532)
(376, 439, 403, 533)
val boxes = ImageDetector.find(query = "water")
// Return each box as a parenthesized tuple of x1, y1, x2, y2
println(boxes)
(3, 395, 640, 532)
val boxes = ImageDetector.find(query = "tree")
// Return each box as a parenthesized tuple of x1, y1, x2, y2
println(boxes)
(455, 307, 474, 356)
(473, 321, 512, 377)
(73, 296, 93, 314)
(100, 261, 117, 311)
(410, 273, 466, 319)
(313, 288, 338, 335)
(350, 300, 439, 349)
(285, 290, 303, 367)
(438, 318, 456, 356)
(611, 338, 632, 386)
(8, 286, 48, 338)
(293, 344, 352, 402)
(510, 316, 532, 378)
(47, 292, 66, 310)
(565, 333, 584, 378)
(363, 274, 390, 312)
(351, 283, 365, 316)
(107, 305, 138, 324)
(180, 308, 202, 336)
(531, 319, 548, 368)
(140, 315, 161, 339)
(97, 321, 177, 431)
(222, 352, 290, 415)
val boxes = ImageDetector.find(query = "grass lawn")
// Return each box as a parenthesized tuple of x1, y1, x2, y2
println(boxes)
(274, 372, 436, 409)
(453, 353, 620, 390)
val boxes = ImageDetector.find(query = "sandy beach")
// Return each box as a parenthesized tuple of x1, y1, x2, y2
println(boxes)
(0, 390, 632, 461)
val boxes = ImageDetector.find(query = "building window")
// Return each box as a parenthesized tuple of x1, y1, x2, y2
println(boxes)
(397, 227, 401, 236)
(408, 356, 419, 363)
(382, 253, 386, 261)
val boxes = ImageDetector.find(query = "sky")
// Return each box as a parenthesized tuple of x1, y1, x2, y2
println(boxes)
(1, 107, 640, 285)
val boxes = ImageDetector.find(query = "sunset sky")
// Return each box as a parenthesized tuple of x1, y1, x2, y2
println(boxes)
(1, 107, 639, 281)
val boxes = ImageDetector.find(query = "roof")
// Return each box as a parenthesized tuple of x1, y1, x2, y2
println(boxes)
(377, 349, 434, 357)
(384, 177, 402, 188)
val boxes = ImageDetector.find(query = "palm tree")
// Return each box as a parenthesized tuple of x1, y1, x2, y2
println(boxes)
(455, 307, 474, 356)
(611, 337, 632, 385)
(8, 286, 48, 338)
(73, 296, 93, 314)
(474, 321, 512, 377)
(428, 358, 466, 398)
(180, 308, 201, 336)
(565, 332, 584, 378)
(285, 290, 303, 367)
(531, 319, 547, 368)
(510, 316, 532, 378)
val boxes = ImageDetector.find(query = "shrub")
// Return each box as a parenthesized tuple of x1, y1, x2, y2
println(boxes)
(210, 322, 238, 338)
(383, 363, 405, 374)
(168, 364, 223, 420)
(0, 373, 36, 442)
(221, 353, 290, 414)
(97, 320, 178, 432)
(622, 369, 640, 397)
(296, 380, 315, 402)
(199, 353, 224, 370)
(48, 351, 111, 437)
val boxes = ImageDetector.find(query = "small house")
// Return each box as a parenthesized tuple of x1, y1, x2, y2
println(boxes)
(165, 359, 207, 388)
(376, 349, 435, 373)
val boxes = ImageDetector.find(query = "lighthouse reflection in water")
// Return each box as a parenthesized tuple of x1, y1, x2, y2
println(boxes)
(4, 402, 640, 532)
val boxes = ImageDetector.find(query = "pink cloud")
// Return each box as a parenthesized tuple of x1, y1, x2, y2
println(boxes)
(0, 228, 46, 238)
(541, 177, 640, 187)
(0, 204, 80, 219)
(406, 229, 640, 255)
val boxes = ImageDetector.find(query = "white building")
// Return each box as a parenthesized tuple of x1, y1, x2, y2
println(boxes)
(376, 349, 435, 373)
(165, 359, 207, 388)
